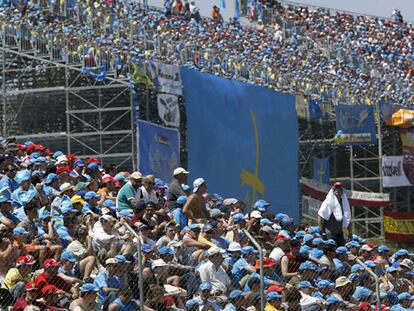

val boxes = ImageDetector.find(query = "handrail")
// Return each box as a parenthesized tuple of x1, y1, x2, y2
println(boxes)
(243, 229, 265, 311)
(123, 222, 145, 311)
(355, 258, 381, 311)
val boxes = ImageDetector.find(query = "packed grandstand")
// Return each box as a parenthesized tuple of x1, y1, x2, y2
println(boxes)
(0, 0, 414, 310)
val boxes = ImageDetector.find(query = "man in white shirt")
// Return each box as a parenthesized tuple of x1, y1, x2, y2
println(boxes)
(197, 246, 230, 295)
(138, 175, 158, 204)
(269, 236, 290, 263)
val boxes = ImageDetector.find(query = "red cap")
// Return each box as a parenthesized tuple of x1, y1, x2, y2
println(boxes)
(87, 157, 100, 164)
(16, 255, 36, 266)
(34, 144, 46, 151)
(41, 285, 61, 296)
(66, 154, 78, 163)
(26, 144, 36, 153)
(274, 234, 291, 242)
(43, 258, 60, 269)
(332, 182, 343, 188)
(24, 282, 39, 291)
(266, 285, 284, 294)
(255, 257, 276, 269)
(367, 243, 378, 250)
(102, 175, 115, 184)
(43, 148, 52, 156)
(17, 144, 27, 151)
(56, 166, 71, 175)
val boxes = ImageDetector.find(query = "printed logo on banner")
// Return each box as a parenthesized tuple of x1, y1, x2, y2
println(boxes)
(382, 155, 414, 188)
(336, 105, 377, 146)
(312, 156, 330, 184)
(137, 120, 180, 183)
(147, 61, 182, 95)
(157, 94, 180, 127)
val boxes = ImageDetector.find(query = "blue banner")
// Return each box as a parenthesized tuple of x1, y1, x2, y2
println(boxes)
(313, 156, 330, 185)
(181, 68, 299, 221)
(309, 100, 321, 120)
(336, 105, 377, 146)
(136, 120, 180, 183)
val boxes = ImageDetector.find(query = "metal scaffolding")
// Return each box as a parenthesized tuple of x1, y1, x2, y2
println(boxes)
(0, 29, 136, 171)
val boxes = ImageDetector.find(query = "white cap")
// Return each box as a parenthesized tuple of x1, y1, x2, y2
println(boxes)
(59, 182, 73, 193)
(228, 242, 242, 252)
(152, 259, 167, 269)
(193, 178, 205, 193)
(223, 198, 238, 205)
(206, 246, 226, 257)
(56, 155, 68, 165)
(360, 244, 373, 252)
(100, 214, 115, 222)
(173, 167, 189, 176)
(130, 172, 142, 180)
(101, 208, 111, 215)
(250, 210, 262, 219)
(400, 259, 414, 270)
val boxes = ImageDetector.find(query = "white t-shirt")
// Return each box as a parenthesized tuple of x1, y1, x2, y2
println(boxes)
(269, 247, 285, 263)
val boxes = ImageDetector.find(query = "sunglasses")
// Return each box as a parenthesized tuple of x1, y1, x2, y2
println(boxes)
(8, 169, 17, 172)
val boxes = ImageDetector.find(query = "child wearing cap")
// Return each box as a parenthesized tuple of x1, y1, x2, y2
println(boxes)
(12, 282, 44, 311)
(2, 255, 35, 299)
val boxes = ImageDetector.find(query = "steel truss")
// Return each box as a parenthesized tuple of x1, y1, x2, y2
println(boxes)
(0, 33, 135, 171)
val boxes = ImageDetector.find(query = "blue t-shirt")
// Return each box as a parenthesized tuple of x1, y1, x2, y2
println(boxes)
(231, 258, 249, 287)
(333, 258, 345, 274)
(94, 271, 123, 304)
(82, 203, 100, 215)
(171, 208, 187, 230)
(111, 298, 138, 311)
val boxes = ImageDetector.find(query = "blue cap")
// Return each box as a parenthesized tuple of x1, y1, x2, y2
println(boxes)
(308, 226, 321, 234)
(115, 255, 131, 264)
(199, 282, 212, 291)
(260, 218, 273, 226)
(229, 290, 244, 300)
(352, 286, 372, 301)
(61, 251, 77, 262)
(13, 227, 29, 236)
(395, 249, 409, 258)
(276, 213, 287, 221)
(378, 245, 390, 253)
(182, 184, 190, 191)
(386, 266, 397, 273)
(300, 245, 311, 256)
(326, 295, 343, 305)
(114, 173, 128, 183)
(159, 247, 176, 255)
(190, 224, 201, 230)
(185, 299, 201, 308)
(53, 151, 64, 158)
(267, 292, 282, 301)
(74, 160, 85, 167)
(0, 187, 12, 204)
(299, 261, 317, 271)
(80, 283, 98, 293)
(118, 209, 133, 218)
(233, 213, 246, 223)
(298, 281, 314, 289)
(44, 173, 58, 185)
(316, 279, 334, 289)
(312, 249, 324, 259)
(351, 264, 364, 273)
(84, 191, 100, 200)
(312, 238, 324, 246)
(336, 246, 350, 254)
(38, 207, 50, 220)
(303, 234, 314, 243)
(295, 231, 306, 239)
(16, 170, 31, 184)
(203, 224, 214, 232)
(141, 244, 154, 253)
(389, 305, 407, 311)
(281, 216, 293, 227)
(364, 260, 376, 268)
(347, 241, 361, 249)
(398, 292, 414, 301)
(241, 246, 258, 255)
(325, 239, 336, 246)
(87, 163, 99, 170)
(379, 292, 388, 299)
(103, 200, 116, 209)
(176, 196, 187, 205)
(254, 200, 268, 212)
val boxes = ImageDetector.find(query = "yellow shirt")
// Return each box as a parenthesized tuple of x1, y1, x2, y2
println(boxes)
(265, 303, 282, 311)
(2, 268, 30, 289)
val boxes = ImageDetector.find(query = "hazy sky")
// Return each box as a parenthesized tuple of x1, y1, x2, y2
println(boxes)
(148, 0, 414, 21)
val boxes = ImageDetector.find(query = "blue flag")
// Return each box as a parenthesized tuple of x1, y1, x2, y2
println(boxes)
(235, 0, 240, 20)
(220, 0, 226, 9)
(313, 156, 330, 184)
(309, 100, 321, 120)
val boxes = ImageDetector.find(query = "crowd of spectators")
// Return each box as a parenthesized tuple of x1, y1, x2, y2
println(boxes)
(0, 0, 412, 108)
(0, 137, 414, 311)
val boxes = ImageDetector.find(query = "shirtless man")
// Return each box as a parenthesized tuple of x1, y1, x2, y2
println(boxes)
(183, 178, 209, 224)
(0, 226, 15, 282)
(69, 283, 98, 311)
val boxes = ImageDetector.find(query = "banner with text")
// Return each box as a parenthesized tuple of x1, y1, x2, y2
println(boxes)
(147, 61, 182, 95)
(382, 155, 414, 188)
(384, 209, 414, 242)
(302, 195, 322, 223)
(181, 68, 299, 221)
(157, 94, 180, 127)
(137, 120, 180, 183)
(335, 105, 377, 146)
